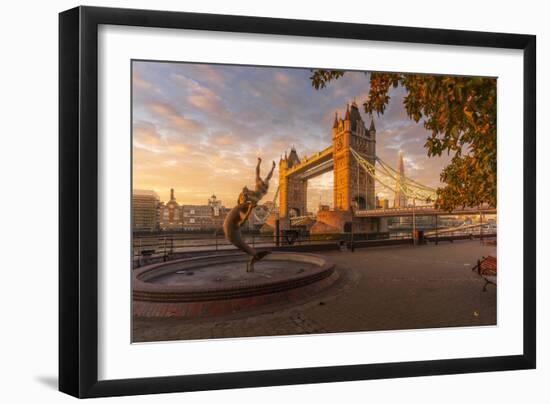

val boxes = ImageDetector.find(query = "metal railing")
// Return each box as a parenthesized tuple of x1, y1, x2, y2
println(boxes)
(132, 227, 496, 266)
(133, 232, 344, 259)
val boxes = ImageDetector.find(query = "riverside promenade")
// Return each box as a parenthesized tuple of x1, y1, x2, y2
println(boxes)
(133, 240, 496, 342)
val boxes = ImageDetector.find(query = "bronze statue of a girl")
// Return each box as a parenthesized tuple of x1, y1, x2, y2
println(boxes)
(223, 157, 276, 272)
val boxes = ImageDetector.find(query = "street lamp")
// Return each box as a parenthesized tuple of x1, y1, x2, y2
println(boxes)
(351, 199, 358, 252)
(412, 197, 416, 246)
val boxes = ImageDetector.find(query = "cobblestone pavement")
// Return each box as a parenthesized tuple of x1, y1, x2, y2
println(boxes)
(133, 240, 497, 342)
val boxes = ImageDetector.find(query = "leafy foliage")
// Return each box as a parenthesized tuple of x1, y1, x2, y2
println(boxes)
(310, 70, 497, 211)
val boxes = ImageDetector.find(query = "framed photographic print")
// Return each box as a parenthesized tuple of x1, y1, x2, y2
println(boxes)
(59, 6, 536, 398)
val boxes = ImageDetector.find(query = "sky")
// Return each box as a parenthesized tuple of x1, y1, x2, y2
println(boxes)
(132, 61, 452, 212)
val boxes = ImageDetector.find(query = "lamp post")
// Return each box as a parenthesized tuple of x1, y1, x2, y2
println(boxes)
(435, 213, 439, 245)
(351, 200, 358, 252)
(479, 210, 483, 244)
(412, 198, 416, 246)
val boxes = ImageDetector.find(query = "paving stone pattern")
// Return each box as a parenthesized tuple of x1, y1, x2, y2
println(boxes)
(133, 240, 497, 342)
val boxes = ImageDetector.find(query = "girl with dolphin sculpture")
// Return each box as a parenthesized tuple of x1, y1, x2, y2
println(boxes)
(223, 157, 276, 272)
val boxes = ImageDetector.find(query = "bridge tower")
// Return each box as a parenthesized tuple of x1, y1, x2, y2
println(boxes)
(332, 102, 376, 212)
(278, 147, 307, 218)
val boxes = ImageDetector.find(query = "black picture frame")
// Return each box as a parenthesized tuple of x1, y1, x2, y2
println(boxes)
(59, 5, 536, 398)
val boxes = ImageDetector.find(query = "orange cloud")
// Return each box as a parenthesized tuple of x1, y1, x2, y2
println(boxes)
(274, 72, 291, 86)
(173, 74, 230, 118)
(147, 102, 204, 135)
(212, 135, 235, 146)
(132, 71, 154, 91)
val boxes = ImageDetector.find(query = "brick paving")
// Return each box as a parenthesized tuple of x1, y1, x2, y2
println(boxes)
(132, 240, 496, 342)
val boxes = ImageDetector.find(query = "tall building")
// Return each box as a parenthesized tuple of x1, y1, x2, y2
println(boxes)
(208, 194, 223, 217)
(393, 152, 407, 208)
(278, 147, 306, 217)
(159, 188, 183, 230)
(132, 189, 160, 232)
(278, 101, 376, 218)
(331, 101, 376, 211)
(376, 196, 389, 209)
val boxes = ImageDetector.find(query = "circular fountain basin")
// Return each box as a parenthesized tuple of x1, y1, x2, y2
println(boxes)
(133, 252, 337, 318)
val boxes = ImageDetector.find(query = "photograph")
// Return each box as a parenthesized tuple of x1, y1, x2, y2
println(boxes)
(0, 0, 544, 401)
(131, 61, 498, 343)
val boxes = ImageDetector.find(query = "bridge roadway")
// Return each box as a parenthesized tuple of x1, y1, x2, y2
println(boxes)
(283, 146, 334, 180)
(290, 206, 496, 223)
(354, 206, 496, 218)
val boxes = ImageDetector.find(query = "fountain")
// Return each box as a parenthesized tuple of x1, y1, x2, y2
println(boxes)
(133, 158, 337, 318)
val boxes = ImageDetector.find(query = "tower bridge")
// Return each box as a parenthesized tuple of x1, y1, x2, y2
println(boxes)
(274, 101, 494, 234)
(279, 101, 376, 220)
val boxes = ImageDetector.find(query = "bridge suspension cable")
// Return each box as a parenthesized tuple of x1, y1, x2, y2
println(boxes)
(376, 158, 436, 202)
(376, 157, 437, 193)
(349, 147, 438, 203)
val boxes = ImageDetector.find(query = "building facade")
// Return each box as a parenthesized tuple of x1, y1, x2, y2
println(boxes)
(332, 101, 376, 211)
(132, 189, 160, 232)
(159, 188, 183, 230)
(278, 147, 307, 217)
(376, 196, 390, 209)
(159, 189, 227, 231)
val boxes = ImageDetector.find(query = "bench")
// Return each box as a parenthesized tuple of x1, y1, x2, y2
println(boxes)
(473, 255, 497, 291)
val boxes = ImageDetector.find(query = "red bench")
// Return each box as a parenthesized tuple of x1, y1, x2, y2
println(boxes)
(473, 255, 497, 291)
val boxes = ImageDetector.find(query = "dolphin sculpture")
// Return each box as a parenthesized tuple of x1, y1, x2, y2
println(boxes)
(223, 158, 275, 272)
